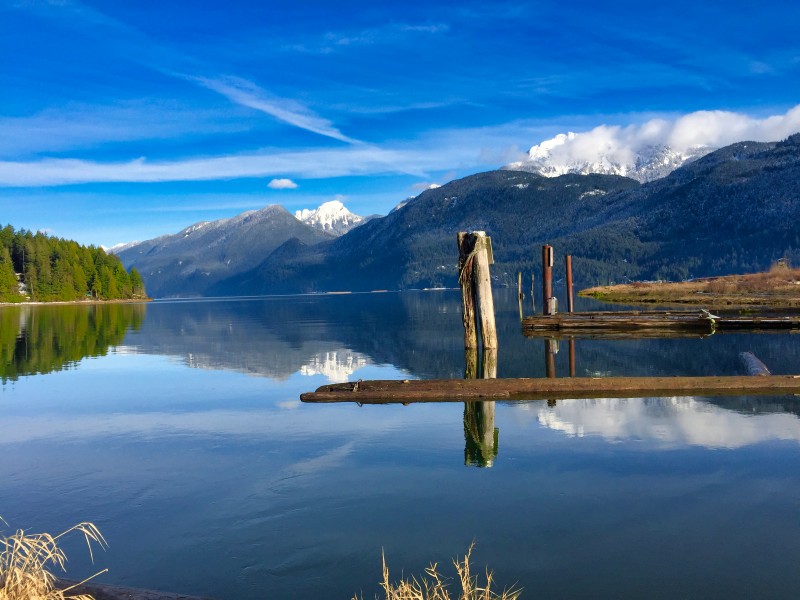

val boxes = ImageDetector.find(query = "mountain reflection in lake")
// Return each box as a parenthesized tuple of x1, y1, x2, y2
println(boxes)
(2, 291, 800, 600)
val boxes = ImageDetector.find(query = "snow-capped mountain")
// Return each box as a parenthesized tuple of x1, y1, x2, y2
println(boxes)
(295, 200, 364, 236)
(506, 132, 714, 183)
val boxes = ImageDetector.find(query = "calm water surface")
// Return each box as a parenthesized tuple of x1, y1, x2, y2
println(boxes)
(2, 291, 800, 599)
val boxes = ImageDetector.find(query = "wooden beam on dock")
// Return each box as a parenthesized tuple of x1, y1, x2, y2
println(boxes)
(300, 375, 800, 404)
(522, 310, 800, 337)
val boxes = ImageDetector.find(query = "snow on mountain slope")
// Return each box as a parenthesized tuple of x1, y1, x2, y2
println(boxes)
(295, 200, 364, 236)
(507, 131, 714, 182)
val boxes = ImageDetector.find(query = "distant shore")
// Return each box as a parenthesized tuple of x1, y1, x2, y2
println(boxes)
(580, 266, 800, 308)
(0, 297, 152, 308)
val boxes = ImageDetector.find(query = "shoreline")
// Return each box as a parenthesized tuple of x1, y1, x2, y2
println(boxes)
(0, 297, 152, 308)
(579, 268, 800, 309)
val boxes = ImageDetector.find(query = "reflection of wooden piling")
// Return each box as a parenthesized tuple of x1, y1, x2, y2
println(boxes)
(542, 245, 554, 315)
(464, 347, 498, 467)
(544, 338, 556, 379)
(464, 401, 499, 467)
(565, 255, 574, 313)
(517, 272, 524, 321)
(569, 337, 576, 377)
(457, 231, 497, 349)
(530, 273, 535, 313)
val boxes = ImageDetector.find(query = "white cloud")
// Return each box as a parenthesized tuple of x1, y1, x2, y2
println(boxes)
(528, 104, 800, 165)
(267, 178, 298, 189)
(194, 76, 358, 144)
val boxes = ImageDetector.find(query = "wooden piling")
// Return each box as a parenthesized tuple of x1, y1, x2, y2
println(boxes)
(530, 273, 536, 313)
(457, 231, 497, 350)
(473, 232, 498, 349)
(457, 232, 478, 349)
(565, 255, 574, 313)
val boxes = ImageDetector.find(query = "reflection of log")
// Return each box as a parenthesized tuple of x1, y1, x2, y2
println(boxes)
(739, 351, 771, 376)
(301, 374, 800, 403)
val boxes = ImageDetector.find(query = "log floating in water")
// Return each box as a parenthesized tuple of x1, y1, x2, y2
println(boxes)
(300, 375, 800, 404)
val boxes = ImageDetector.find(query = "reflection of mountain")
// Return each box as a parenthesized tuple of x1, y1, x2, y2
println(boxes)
(299, 351, 369, 383)
(114, 291, 800, 389)
(530, 396, 800, 448)
(0, 304, 146, 382)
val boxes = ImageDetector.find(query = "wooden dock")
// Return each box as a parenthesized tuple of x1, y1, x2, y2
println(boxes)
(522, 310, 800, 337)
(300, 375, 800, 404)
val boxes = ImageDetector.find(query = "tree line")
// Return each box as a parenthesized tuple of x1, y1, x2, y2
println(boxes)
(0, 225, 145, 302)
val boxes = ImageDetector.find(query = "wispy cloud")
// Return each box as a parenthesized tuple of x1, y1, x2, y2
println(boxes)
(192, 76, 359, 144)
(12, 1, 358, 145)
(0, 146, 432, 186)
(0, 101, 250, 157)
(267, 178, 298, 189)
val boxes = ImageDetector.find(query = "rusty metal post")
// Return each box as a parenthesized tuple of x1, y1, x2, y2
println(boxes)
(542, 245, 553, 315)
(565, 255, 574, 313)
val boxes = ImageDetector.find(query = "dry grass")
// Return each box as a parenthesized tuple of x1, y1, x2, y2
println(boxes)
(580, 264, 800, 308)
(0, 518, 107, 600)
(354, 544, 522, 600)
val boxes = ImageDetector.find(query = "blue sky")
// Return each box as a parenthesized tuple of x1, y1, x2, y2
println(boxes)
(1, 0, 800, 247)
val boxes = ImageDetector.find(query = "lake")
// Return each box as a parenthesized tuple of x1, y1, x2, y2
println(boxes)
(2, 290, 800, 599)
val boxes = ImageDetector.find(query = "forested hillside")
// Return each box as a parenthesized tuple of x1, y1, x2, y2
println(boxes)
(0, 225, 146, 302)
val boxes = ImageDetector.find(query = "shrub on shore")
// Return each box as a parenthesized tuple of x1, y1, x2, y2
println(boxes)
(0, 518, 107, 600)
(355, 544, 521, 600)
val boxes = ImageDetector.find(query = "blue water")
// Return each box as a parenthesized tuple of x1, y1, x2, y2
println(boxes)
(2, 291, 800, 599)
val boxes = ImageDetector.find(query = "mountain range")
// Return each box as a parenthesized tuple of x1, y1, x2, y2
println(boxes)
(506, 132, 714, 182)
(116, 134, 800, 297)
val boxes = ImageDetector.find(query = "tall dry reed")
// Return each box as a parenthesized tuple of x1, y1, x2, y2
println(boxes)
(0, 518, 107, 600)
(354, 543, 522, 600)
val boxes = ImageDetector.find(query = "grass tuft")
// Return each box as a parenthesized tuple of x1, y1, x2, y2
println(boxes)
(354, 543, 522, 600)
(0, 517, 107, 600)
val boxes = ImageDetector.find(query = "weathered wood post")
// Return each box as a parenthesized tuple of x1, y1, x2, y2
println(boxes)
(565, 255, 574, 313)
(457, 232, 479, 349)
(458, 231, 498, 350)
(542, 244, 554, 315)
(473, 232, 498, 349)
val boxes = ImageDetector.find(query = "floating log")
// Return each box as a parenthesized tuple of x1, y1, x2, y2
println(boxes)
(300, 375, 800, 403)
(739, 351, 771, 376)
(522, 310, 800, 337)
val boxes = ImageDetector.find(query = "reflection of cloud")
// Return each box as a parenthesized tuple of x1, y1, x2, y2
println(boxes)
(533, 397, 800, 449)
(299, 350, 370, 383)
(283, 442, 356, 477)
